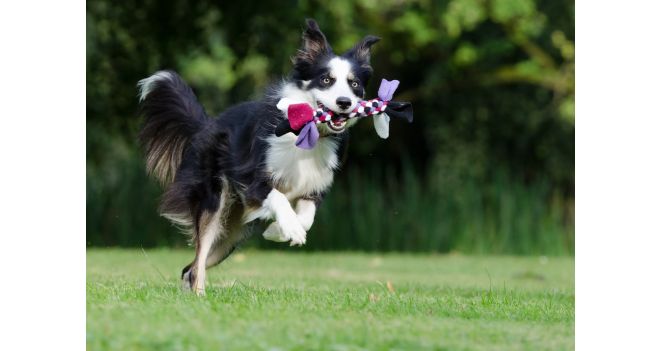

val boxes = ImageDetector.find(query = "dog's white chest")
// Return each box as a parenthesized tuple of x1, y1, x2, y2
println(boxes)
(265, 134, 339, 199)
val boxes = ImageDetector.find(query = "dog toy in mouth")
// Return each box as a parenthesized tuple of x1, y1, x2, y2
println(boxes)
(275, 79, 414, 149)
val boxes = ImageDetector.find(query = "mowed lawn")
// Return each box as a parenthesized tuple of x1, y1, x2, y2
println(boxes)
(87, 249, 574, 351)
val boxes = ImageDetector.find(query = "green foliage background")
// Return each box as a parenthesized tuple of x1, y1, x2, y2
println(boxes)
(86, 0, 574, 254)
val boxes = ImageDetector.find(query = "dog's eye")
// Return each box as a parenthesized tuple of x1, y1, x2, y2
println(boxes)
(350, 81, 359, 88)
(322, 77, 331, 84)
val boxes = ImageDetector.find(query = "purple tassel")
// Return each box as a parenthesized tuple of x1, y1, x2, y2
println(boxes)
(377, 79, 400, 101)
(295, 121, 319, 149)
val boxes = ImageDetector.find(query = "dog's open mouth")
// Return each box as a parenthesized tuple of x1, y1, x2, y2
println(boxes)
(317, 102, 349, 132)
(328, 116, 348, 131)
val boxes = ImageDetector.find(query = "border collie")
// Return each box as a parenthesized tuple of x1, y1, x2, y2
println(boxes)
(137, 19, 380, 294)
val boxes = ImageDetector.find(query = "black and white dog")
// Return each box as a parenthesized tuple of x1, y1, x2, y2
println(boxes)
(138, 19, 380, 294)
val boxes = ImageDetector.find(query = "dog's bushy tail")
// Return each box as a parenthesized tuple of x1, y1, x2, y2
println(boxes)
(137, 70, 208, 185)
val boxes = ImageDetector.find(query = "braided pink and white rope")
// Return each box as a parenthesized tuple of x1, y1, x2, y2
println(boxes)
(306, 98, 389, 125)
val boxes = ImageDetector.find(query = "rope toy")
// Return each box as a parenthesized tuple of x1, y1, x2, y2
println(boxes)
(275, 79, 413, 149)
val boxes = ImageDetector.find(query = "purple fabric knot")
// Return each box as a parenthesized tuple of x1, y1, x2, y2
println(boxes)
(295, 121, 319, 149)
(377, 79, 400, 101)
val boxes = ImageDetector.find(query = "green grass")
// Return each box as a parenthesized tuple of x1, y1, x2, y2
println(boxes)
(87, 249, 574, 350)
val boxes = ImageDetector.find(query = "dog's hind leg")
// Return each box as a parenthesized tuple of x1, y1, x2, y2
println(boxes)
(204, 233, 240, 269)
(183, 205, 249, 290)
(181, 231, 239, 291)
(188, 208, 223, 295)
(182, 179, 235, 295)
(204, 219, 253, 269)
(181, 236, 237, 289)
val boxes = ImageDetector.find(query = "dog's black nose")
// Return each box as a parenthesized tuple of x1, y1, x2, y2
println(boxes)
(336, 97, 351, 110)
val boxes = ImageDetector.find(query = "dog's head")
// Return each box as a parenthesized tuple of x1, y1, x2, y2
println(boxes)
(291, 19, 380, 134)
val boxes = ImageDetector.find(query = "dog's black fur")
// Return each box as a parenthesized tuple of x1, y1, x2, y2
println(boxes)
(138, 19, 379, 293)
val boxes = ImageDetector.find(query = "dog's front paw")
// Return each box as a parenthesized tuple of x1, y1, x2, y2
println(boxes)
(279, 218, 307, 246)
(262, 222, 289, 242)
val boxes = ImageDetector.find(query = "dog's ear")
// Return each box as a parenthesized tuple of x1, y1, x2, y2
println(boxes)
(294, 19, 332, 65)
(346, 35, 381, 64)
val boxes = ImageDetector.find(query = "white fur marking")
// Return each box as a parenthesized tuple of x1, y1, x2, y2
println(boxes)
(295, 199, 316, 231)
(262, 198, 317, 241)
(280, 82, 316, 108)
(311, 57, 359, 112)
(191, 181, 232, 295)
(242, 206, 272, 224)
(137, 71, 173, 102)
(193, 229, 217, 295)
(263, 189, 306, 246)
(265, 134, 338, 199)
(262, 222, 290, 242)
